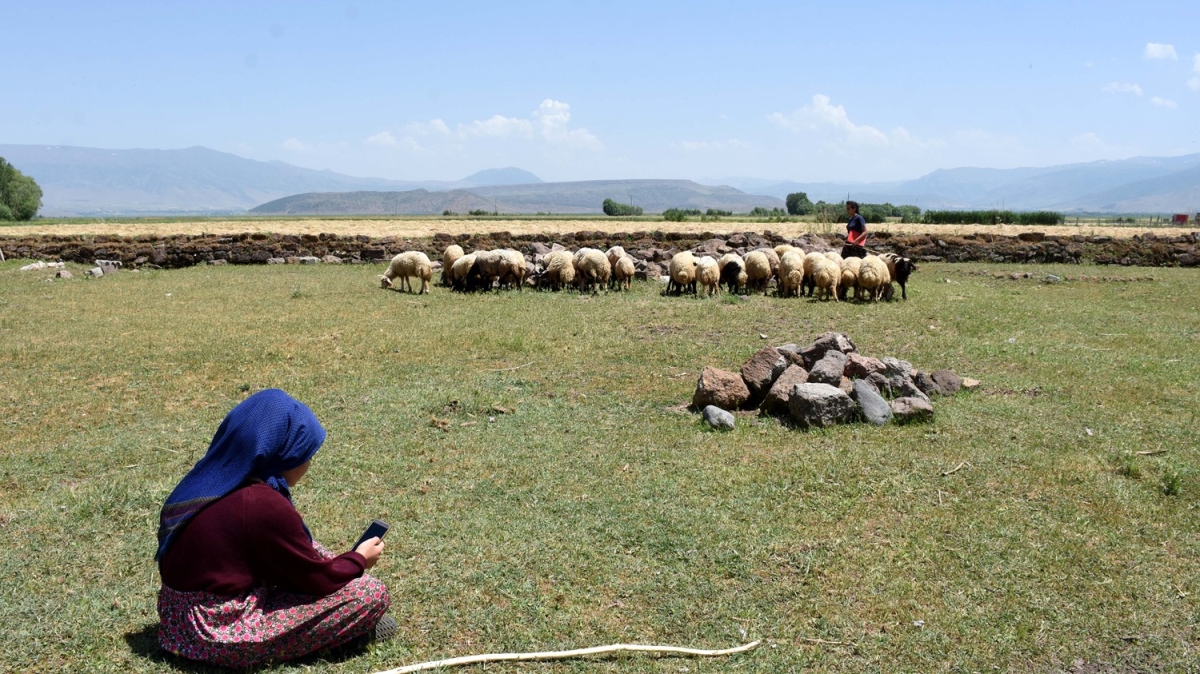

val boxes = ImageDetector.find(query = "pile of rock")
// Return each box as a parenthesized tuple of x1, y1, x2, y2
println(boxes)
(692, 331, 975, 430)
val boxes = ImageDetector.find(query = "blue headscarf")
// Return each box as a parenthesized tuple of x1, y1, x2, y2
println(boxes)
(155, 389, 326, 561)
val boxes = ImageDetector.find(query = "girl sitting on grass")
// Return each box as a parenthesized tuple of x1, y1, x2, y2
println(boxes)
(154, 388, 394, 667)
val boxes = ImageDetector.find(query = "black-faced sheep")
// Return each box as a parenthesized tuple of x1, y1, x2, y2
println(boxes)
(380, 251, 432, 294)
(880, 252, 917, 300)
(717, 253, 746, 295)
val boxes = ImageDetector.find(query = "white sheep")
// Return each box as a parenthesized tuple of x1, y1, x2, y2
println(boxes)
(756, 247, 781, 280)
(857, 254, 891, 301)
(574, 248, 611, 294)
(777, 250, 805, 298)
(537, 250, 576, 290)
(667, 251, 698, 296)
(774, 244, 797, 259)
(801, 251, 826, 297)
(812, 257, 840, 301)
(441, 245, 464, 286)
(839, 256, 862, 301)
(380, 251, 432, 294)
(498, 249, 527, 290)
(612, 255, 636, 291)
(695, 255, 720, 296)
(605, 246, 626, 270)
(743, 250, 772, 295)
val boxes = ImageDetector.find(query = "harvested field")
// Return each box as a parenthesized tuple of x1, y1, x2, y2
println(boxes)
(1, 217, 1195, 240)
(1, 259, 1198, 672)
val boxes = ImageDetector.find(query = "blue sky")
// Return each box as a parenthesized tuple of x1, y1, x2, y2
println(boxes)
(3, 1, 1199, 183)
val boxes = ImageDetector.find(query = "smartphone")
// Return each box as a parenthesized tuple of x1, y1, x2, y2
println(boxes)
(350, 519, 390, 553)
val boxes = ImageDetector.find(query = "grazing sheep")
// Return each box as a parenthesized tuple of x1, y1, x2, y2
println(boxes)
(575, 249, 612, 294)
(441, 245, 464, 286)
(756, 247, 781, 281)
(823, 250, 843, 265)
(467, 249, 507, 291)
(535, 250, 576, 290)
(777, 251, 805, 298)
(743, 250, 772, 295)
(449, 253, 480, 291)
(612, 255, 636, 291)
(857, 254, 890, 301)
(696, 255, 720, 296)
(839, 256, 862, 301)
(380, 251, 432, 294)
(812, 257, 840, 301)
(717, 253, 746, 295)
(498, 249, 527, 290)
(801, 251, 827, 297)
(605, 246, 626, 270)
(667, 251, 698, 296)
(774, 244, 797, 259)
(879, 252, 917, 300)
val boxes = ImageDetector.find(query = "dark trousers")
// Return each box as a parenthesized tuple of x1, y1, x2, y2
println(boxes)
(840, 243, 867, 259)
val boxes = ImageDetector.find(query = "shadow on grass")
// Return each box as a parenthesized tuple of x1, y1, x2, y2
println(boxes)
(124, 623, 370, 672)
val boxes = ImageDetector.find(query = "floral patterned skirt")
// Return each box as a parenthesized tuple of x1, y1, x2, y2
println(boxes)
(157, 542, 389, 668)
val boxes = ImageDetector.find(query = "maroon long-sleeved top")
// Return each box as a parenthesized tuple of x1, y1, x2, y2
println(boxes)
(159, 482, 366, 597)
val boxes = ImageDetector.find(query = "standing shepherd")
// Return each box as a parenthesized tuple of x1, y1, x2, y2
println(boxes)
(841, 200, 868, 258)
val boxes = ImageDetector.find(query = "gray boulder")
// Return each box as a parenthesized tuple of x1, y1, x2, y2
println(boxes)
(84, 267, 104, 277)
(807, 351, 849, 386)
(267, 257, 287, 265)
(693, 366, 751, 411)
(761, 365, 808, 415)
(321, 255, 343, 264)
(864, 372, 891, 397)
(914, 371, 942, 397)
(298, 256, 321, 265)
(896, 379, 931, 403)
(740, 346, 788, 406)
(931, 369, 963, 396)
(788, 383, 858, 429)
(702, 405, 736, 431)
(774, 343, 805, 367)
(853, 380, 892, 426)
(881, 357, 915, 389)
(891, 397, 934, 423)
(55, 269, 74, 279)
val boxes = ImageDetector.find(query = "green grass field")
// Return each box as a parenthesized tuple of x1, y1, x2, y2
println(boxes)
(1, 261, 1198, 672)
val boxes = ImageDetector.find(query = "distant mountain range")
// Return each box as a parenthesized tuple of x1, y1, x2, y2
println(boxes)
(709, 153, 1200, 213)
(250, 181, 783, 215)
(2, 143, 1198, 215)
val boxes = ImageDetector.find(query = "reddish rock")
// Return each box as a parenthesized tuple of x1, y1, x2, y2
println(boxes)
(844, 352, 887, 379)
(692, 366, 750, 411)
(761, 365, 808, 415)
(740, 346, 788, 406)
(931, 369, 964, 395)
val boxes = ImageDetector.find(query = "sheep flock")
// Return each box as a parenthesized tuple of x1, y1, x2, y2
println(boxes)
(380, 243, 917, 302)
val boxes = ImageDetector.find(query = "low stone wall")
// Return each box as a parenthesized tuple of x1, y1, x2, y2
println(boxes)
(2, 228, 1198, 270)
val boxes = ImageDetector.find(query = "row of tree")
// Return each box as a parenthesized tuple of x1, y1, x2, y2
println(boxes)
(786, 192, 922, 223)
(0, 158, 42, 221)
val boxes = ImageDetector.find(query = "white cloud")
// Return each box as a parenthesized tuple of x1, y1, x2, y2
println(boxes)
(365, 131, 398, 147)
(676, 139, 751, 151)
(1101, 81, 1143, 96)
(769, 94, 890, 146)
(281, 138, 305, 151)
(1190, 77, 1200, 91)
(461, 114, 533, 139)
(1144, 42, 1178, 60)
(366, 100, 601, 158)
(1151, 96, 1177, 108)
